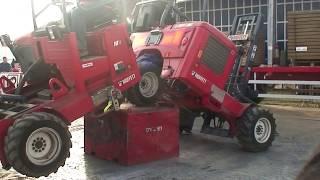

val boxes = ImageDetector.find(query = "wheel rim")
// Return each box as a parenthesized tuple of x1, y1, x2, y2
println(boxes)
(254, 118, 272, 143)
(26, 127, 62, 166)
(139, 72, 159, 98)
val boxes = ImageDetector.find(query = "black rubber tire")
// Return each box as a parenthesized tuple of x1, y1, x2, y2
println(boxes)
(128, 56, 162, 106)
(236, 106, 276, 152)
(4, 112, 72, 178)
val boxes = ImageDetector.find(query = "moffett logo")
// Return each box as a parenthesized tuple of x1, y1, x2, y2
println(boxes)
(192, 71, 207, 84)
(118, 74, 136, 87)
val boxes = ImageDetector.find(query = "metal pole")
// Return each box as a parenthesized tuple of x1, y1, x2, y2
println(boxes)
(267, 0, 275, 65)
(31, 0, 37, 30)
(202, 0, 208, 21)
(61, 0, 70, 31)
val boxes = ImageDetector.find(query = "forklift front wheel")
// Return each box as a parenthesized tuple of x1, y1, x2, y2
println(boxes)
(236, 106, 276, 152)
(128, 58, 162, 106)
(26, 127, 62, 166)
(139, 72, 159, 98)
(4, 112, 72, 178)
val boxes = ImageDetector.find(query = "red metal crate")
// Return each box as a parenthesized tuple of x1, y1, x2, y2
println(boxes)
(84, 105, 179, 165)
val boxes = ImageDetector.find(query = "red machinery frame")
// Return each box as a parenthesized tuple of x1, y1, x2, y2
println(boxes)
(132, 22, 250, 136)
(251, 66, 320, 81)
(249, 66, 320, 100)
(0, 23, 141, 167)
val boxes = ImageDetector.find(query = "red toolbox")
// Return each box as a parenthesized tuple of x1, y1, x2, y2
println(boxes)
(84, 105, 179, 165)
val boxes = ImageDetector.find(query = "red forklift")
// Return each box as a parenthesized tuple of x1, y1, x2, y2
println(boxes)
(0, 0, 145, 177)
(128, 0, 276, 152)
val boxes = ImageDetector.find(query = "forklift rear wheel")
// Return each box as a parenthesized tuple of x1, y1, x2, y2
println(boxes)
(4, 112, 72, 178)
(236, 106, 276, 152)
(128, 55, 162, 106)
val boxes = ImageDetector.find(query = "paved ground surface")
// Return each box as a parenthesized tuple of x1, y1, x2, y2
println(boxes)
(1, 105, 320, 180)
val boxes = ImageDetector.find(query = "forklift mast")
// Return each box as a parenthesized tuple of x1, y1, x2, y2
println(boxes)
(227, 14, 263, 101)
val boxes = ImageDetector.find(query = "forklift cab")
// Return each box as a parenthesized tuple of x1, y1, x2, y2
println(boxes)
(31, 0, 73, 38)
(130, 1, 168, 32)
(30, 0, 129, 61)
(8, 0, 139, 101)
(129, 0, 189, 33)
(31, 0, 120, 56)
